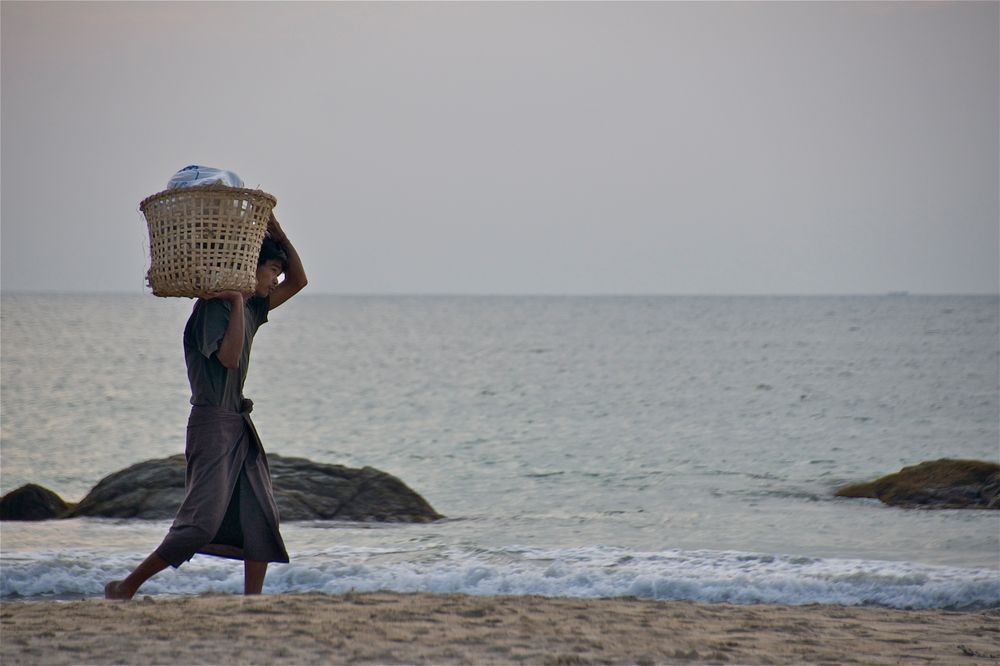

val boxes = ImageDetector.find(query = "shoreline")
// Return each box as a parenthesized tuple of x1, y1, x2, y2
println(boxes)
(2, 592, 996, 665)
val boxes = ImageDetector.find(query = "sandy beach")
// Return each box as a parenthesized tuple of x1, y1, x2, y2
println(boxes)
(1, 592, 995, 665)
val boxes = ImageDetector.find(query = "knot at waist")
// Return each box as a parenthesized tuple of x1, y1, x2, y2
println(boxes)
(188, 399, 254, 425)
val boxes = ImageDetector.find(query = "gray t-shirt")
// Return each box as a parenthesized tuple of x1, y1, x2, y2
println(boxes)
(183, 296, 269, 411)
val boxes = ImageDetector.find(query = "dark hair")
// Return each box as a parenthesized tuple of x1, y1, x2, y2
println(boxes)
(258, 235, 289, 271)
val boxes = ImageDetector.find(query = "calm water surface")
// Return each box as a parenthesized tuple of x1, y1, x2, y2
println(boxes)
(2, 294, 998, 605)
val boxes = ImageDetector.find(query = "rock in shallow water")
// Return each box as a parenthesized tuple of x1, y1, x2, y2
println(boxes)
(835, 458, 999, 510)
(2, 455, 443, 522)
(0, 484, 70, 521)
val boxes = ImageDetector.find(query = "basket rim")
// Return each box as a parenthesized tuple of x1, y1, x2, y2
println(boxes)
(139, 184, 276, 213)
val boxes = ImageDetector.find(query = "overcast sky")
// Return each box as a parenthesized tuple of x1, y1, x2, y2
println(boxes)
(2, 1, 997, 295)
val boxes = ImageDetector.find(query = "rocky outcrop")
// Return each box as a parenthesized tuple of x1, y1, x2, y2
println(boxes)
(0, 484, 71, 521)
(835, 459, 1000, 510)
(68, 456, 189, 520)
(265, 455, 443, 522)
(2, 455, 443, 523)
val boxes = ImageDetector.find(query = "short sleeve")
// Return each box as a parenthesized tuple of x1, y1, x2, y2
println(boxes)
(191, 298, 231, 359)
(248, 295, 270, 328)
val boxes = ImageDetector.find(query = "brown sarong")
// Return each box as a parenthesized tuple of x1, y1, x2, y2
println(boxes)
(155, 402, 289, 567)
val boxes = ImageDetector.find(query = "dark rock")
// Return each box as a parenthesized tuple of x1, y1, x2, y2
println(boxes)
(0, 484, 70, 521)
(835, 459, 1000, 510)
(67, 456, 188, 520)
(265, 455, 443, 522)
(1, 454, 443, 523)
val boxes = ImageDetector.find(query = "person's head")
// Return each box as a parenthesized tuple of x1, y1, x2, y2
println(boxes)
(254, 236, 288, 297)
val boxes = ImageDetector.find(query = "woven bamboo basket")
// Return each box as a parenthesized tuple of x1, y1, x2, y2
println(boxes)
(139, 185, 276, 297)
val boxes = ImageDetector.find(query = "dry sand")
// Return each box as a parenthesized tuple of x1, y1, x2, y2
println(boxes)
(1, 592, 996, 665)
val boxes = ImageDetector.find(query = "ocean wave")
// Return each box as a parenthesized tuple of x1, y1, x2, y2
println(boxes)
(3, 545, 997, 609)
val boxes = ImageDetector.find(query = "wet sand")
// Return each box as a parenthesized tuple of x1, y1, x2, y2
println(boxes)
(1, 592, 996, 665)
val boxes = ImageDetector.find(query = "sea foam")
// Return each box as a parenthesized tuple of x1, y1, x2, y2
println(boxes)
(3, 544, 997, 609)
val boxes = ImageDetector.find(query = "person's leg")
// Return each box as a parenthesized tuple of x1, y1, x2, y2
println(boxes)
(237, 462, 282, 596)
(104, 552, 170, 600)
(244, 560, 267, 595)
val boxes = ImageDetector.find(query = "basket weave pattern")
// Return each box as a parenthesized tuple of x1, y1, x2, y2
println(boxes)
(140, 185, 276, 297)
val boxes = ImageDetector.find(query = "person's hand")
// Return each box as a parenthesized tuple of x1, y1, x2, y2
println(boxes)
(267, 212, 287, 244)
(198, 290, 247, 304)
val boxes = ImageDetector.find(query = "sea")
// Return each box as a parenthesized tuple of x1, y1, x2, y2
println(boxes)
(1, 293, 998, 609)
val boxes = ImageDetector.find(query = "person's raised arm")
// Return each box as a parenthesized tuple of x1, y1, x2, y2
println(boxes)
(266, 212, 307, 310)
(199, 291, 246, 369)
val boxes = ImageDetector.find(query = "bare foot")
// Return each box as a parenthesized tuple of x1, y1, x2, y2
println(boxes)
(104, 581, 133, 600)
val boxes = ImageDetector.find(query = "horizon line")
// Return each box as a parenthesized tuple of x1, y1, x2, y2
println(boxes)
(2, 289, 998, 298)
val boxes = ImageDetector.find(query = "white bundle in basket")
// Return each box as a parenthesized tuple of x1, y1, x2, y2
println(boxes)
(167, 165, 244, 190)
